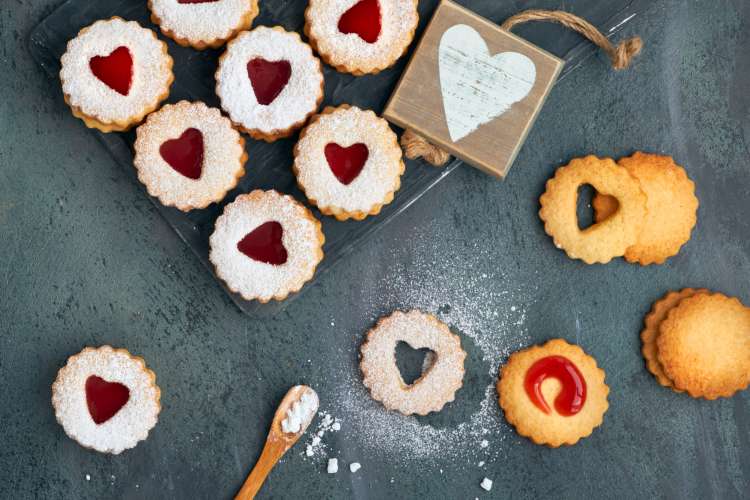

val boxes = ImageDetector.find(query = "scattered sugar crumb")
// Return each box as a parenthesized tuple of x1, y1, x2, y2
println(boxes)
(327, 458, 338, 474)
(481, 478, 493, 491)
(85, 474, 90, 481)
(302, 410, 340, 460)
(350, 462, 361, 473)
(480, 440, 489, 448)
(478, 461, 485, 467)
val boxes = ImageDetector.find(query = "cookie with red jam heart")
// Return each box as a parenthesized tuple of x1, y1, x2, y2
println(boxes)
(60, 17, 174, 132)
(305, 0, 419, 75)
(134, 101, 248, 211)
(209, 190, 325, 303)
(148, 0, 259, 50)
(216, 26, 324, 142)
(51, 346, 161, 454)
(293, 105, 405, 221)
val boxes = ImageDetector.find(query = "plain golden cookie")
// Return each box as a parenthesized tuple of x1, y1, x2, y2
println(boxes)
(641, 288, 708, 390)
(497, 339, 609, 447)
(539, 155, 647, 264)
(657, 293, 750, 399)
(594, 152, 698, 265)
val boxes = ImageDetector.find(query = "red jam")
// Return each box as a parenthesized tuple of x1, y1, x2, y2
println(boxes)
(338, 0, 381, 43)
(159, 128, 204, 180)
(246, 58, 292, 106)
(89, 46, 133, 96)
(324, 143, 368, 185)
(237, 221, 288, 265)
(85, 375, 130, 425)
(524, 356, 586, 416)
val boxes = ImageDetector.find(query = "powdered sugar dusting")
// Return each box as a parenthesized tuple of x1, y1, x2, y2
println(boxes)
(361, 311, 466, 415)
(328, 221, 533, 463)
(216, 27, 323, 134)
(209, 190, 324, 302)
(133, 101, 245, 211)
(306, 0, 418, 73)
(294, 106, 403, 213)
(51, 346, 160, 455)
(150, 0, 256, 44)
(60, 18, 172, 123)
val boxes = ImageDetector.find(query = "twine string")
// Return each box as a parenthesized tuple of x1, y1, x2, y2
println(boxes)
(402, 9, 643, 166)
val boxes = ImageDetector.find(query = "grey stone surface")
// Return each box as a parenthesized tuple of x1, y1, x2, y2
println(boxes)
(1, 0, 748, 499)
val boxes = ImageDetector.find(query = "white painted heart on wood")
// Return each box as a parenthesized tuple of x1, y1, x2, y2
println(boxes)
(438, 24, 537, 142)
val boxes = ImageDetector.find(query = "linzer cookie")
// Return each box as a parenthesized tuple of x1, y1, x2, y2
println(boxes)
(593, 152, 698, 265)
(304, 0, 418, 75)
(640, 288, 708, 391)
(60, 17, 174, 133)
(148, 0, 259, 49)
(655, 292, 750, 399)
(209, 190, 325, 303)
(539, 155, 647, 264)
(293, 105, 405, 220)
(51, 346, 161, 454)
(133, 101, 247, 211)
(360, 310, 466, 415)
(497, 339, 609, 447)
(215, 26, 324, 142)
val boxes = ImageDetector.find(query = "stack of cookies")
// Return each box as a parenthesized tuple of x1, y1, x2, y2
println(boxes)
(539, 152, 699, 265)
(642, 289, 750, 399)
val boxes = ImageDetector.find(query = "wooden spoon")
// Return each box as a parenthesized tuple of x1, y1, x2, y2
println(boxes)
(235, 385, 319, 500)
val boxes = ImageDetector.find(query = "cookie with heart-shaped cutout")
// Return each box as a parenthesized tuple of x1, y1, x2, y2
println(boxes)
(293, 105, 405, 221)
(133, 101, 247, 211)
(51, 346, 161, 454)
(539, 155, 647, 264)
(209, 190, 325, 303)
(304, 0, 418, 75)
(148, 0, 259, 50)
(215, 26, 324, 142)
(360, 310, 466, 415)
(60, 17, 174, 133)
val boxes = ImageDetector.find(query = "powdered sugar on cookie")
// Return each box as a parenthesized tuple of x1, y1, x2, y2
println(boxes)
(361, 310, 466, 415)
(60, 18, 172, 124)
(51, 346, 160, 454)
(294, 106, 404, 217)
(133, 101, 246, 211)
(216, 27, 323, 138)
(149, 0, 257, 47)
(209, 190, 324, 303)
(305, 0, 418, 74)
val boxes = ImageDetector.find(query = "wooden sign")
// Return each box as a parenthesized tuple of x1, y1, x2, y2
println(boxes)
(384, 0, 564, 178)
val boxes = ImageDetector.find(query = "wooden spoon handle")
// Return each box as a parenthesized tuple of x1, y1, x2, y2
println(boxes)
(235, 438, 287, 500)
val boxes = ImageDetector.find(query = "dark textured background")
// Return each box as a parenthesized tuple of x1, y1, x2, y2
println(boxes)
(1, 0, 749, 498)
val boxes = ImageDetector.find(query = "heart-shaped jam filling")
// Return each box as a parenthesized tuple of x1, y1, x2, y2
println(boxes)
(246, 58, 292, 106)
(89, 46, 133, 96)
(237, 221, 288, 265)
(85, 375, 130, 424)
(324, 143, 368, 185)
(159, 128, 204, 180)
(338, 0, 381, 44)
